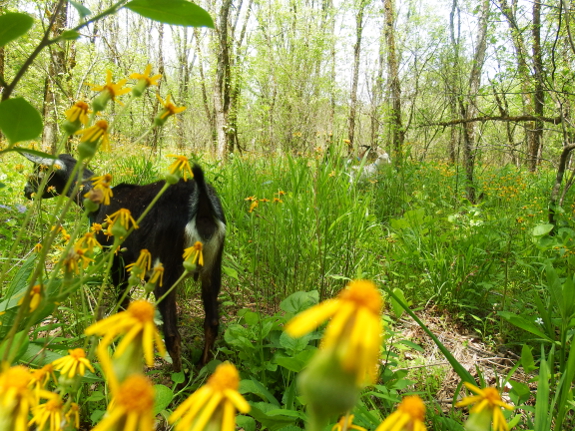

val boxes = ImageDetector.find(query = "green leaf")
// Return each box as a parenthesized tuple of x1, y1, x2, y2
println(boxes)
(153, 384, 174, 415)
(0, 98, 43, 144)
(498, 311, 553, 341)
(279, 290, 318, 313)
(69, 1, 92, 19)
(520, 344, 537, 373)
(125, 0, 214, 28)
(171, 371, 185, 384)
(85, 391, 106, 402)
(0, 13, 34, 47)
(0, 331, 29, 363)
(532, 223, 554, 237)
(61, 30, 80, 40)
(236, 415, 256, 431)
(389, 287, 408, 318)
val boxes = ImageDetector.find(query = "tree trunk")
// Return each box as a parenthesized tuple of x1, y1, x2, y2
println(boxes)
(461, 0, 489, 203)
(531, 0, 544, 171)
(499, 0, 536, 169)
(150, 23, 164, 151)
(348, 0, 368, 154)
(43, 1, 68, 154)
(214, 0, 233, 160)
(383, 0, 403, 163)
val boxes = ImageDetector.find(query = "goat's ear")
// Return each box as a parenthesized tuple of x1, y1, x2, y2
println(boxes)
(21, 152, 66, 171)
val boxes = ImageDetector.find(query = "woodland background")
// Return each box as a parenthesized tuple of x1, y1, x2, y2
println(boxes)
(2, 0, 572, 190)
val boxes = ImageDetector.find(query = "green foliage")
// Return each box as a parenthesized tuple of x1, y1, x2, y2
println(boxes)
(0, 98, 43, 144)
(125, 0, 215, 28)
(0, 12, 34, 47)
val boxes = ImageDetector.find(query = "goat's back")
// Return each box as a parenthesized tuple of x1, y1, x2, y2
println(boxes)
(95, 178, 224, 271)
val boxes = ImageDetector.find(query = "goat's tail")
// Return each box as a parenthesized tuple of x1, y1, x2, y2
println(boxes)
(192, 164, 225, 224)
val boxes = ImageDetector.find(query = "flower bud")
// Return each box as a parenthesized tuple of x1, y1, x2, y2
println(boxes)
(83, 198, 100, 213)
(298, 349, 360, 431)
(92, 91, 112, 112)
(165, 173, 180, 185)
(111, 223, 128, 238)
(63, 119, 82, 135)
(132, 80, 148, 97)
(78, 140, 97, 159)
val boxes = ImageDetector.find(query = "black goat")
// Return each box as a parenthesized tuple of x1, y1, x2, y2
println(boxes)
(23, 153, 226, 370)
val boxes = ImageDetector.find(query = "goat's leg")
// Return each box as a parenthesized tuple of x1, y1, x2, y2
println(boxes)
(200, 248, 223, 365)
(156, 287, 182, 372)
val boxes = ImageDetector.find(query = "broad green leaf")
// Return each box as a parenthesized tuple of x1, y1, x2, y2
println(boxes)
(69, 0, 92, 19)
(248, 403, 296, 431)
(171, 371, 185, 384)
(274, 349, 315, 373)
(279, 290, 318, 313)
(0, 98, 43, 144)
(520, 344, 537, 373)
(153, 384, 174, 415)
(0, 13, 34, 47)
(125, 0, 214, 28)
(236, 415, 256, 431)
(498, 311, 552, 341)
(85, 391, 106, 402)
(0, 331, 29, 363)
(532, 223, 554, 237)
(389, 287, 408, 318)
(61, 30, 80, 40)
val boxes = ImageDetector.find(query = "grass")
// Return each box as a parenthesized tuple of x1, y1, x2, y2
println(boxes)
(1, 147, 574, 429)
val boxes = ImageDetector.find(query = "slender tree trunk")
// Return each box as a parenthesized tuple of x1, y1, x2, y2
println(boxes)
(348, 0, 368, 155)
(531, 0, 544, 171)
(447, 0, 461, 164)
(194, 28, 215, 143)
(43, 1, 68, 154)
(383, 0, 403, 163)
(150, 23, 164, 151)
(461, 0, 490, 203)
(499, 0, 536, 168)
(214, 0, 233, 159)
(227, 0, 252, 154)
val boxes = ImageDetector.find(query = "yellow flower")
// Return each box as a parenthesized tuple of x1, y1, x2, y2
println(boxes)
(169, 362, 250, 431)
(75, 232, 102, 254)
(29, 393, 65, 431)
(51, 348, 95, 379)
(130, 64, 161, 97)
(333, 415, 367, 431)
(376, 396, 427, 431)
(86, 173, 114, 205)
(90, 223, 103, 233)
(29, 364, 57, 393)
(248, 201, 258, 213)
(456, 383, 514, 431)
(85, 300, 166, 388)
(149, 262, 164, 287)
(92, 374, 155, 431)
(64, 101, 91, 125)
(0, 365, 51, 431)
(183, 242, 204, 268)
(155, 94, 186, 125)
(65, 403, 80, 429)
(285, 280, 383, 384)
(75, 120, 110, 151)
(126, 249, 152, 280)
(63, 246, 94, 274)
(33, 243, 42, 253)
(17, 284, 43, 312)
(167, 154, 194, 181)
(89, 70, 131, 110)
(105, 208, 139, 238)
